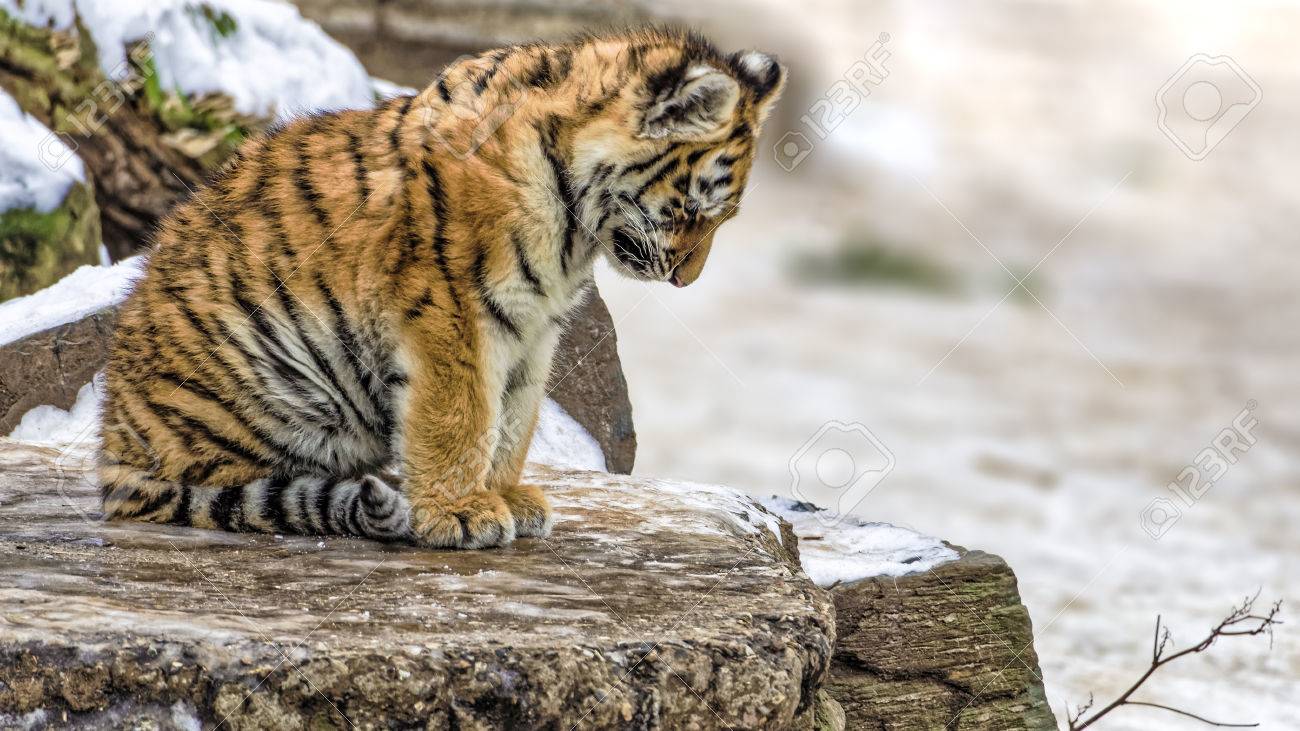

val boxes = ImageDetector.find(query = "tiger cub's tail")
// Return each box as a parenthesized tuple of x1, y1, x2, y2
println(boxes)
(99, 467, 412, 541)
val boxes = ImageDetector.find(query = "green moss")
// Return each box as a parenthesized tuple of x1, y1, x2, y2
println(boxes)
(1002, 265, 1049, 304)
(191, 4, 239, 39)
(790, 236, 958, 294)
(0, 182, 102, 301)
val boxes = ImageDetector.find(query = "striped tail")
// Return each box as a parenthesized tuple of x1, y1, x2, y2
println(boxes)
(100, 468, 412, 541)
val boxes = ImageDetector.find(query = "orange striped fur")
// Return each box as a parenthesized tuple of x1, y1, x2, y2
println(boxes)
(98, 27, 785, 547)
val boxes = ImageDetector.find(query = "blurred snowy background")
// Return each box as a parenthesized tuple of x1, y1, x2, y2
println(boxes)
(1, 0, 1296, 727)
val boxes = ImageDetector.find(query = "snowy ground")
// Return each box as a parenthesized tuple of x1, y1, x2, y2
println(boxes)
(606, 0, 1300, 727)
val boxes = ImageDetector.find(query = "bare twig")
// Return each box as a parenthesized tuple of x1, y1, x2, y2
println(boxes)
(1066, 593, 1282, 730)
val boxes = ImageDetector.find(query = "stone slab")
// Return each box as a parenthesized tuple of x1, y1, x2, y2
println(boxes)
(0, 443, 832, 730)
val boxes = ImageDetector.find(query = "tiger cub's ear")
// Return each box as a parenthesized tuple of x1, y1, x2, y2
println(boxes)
(730, 50, 787, 124)
(640, 64, 741, 141)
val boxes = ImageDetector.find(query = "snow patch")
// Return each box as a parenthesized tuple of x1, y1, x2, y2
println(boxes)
(371, 78, 417, 101)
(0, 256, 143, 346)
(0, 0, 375, 120)
(761, 497, 959, 586)
(8, 380, 101, 445)
(526, 398, 607, 471)
(0, 89, 84, 214)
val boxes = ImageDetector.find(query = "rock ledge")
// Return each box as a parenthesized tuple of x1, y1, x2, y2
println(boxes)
(0, 443, 832, 730)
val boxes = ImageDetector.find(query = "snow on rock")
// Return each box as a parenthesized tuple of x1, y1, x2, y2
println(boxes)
(371, 78, 417, 101)
(761, 496, 959, 586)
(0, 0, 375, 120)
(0, 89, 85, 214)
(526, 398, 607, 472)
(0, 256, 143, 346)
(8, 380, 100, 445)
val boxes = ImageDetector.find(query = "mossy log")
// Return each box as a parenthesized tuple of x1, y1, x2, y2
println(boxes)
(0, 10, 253, 260)
(0, 180, 100, 300)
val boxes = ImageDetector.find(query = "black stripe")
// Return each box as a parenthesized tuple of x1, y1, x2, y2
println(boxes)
(622, 144, 681, 176)
(550, 48, 573, 86)
(316, 479, 336, 533)
(391, 96, 413, 153)
(360, 478, 398, 521)
(181, 460, 223, 485)
(209, 485, 244, 531)
(525, 51, 553, 88)
(125, 485, 179, 519)
(536, 117, 579, 274)
(167, 409, 272, 468)
(346, 489, 364, 535)
(672, 173, 691, 195)
(161, 313, 337, 467)
(473, 249, 521, 339)
(172, 486, 192, 525)
(422, 156, 463, 312)
(699, 173, 733, 193)
(437, 76, 452, 103)
(686, 147, 711, 166)
(154, 371, 287, 464)
(633, 156, 682, 199)
(298, 478, 315, 533)
(219, 315, 341, 430)
(293, 138, 331, 228)
(404, 288, 434, 321)
(474, 49, 510, 94)
(261, 474, 295, 534)
(259, 156, 297, 260)
(504, 360, 529, 396)
(227, 272, 316, 395)
(313, 273, 392, 438)
(511, 232, 545, 297)
(346, 130, 371, 202)
(271, 273, 381, 436)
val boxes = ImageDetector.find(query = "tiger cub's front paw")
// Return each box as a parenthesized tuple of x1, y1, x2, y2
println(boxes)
(410, 492, 515, 549)
(498, 483, 554, 538)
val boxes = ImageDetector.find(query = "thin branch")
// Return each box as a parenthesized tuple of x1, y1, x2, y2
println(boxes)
(1124, 702, 1258, 728)
(1067, 594, 1282, 730)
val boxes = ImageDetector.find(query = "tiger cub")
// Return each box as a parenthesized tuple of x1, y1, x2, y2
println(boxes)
(98, 28, 785, 548)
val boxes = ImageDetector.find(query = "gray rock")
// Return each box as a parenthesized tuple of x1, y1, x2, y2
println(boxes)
(825, 547, 1057, 730)
(545, 291, 637, 473)
(0, 443, 832, 730)
(0, 307, 116, 436)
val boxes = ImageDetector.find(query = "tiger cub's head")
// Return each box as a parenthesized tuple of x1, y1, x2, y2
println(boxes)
(573, 34, 786, 287)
